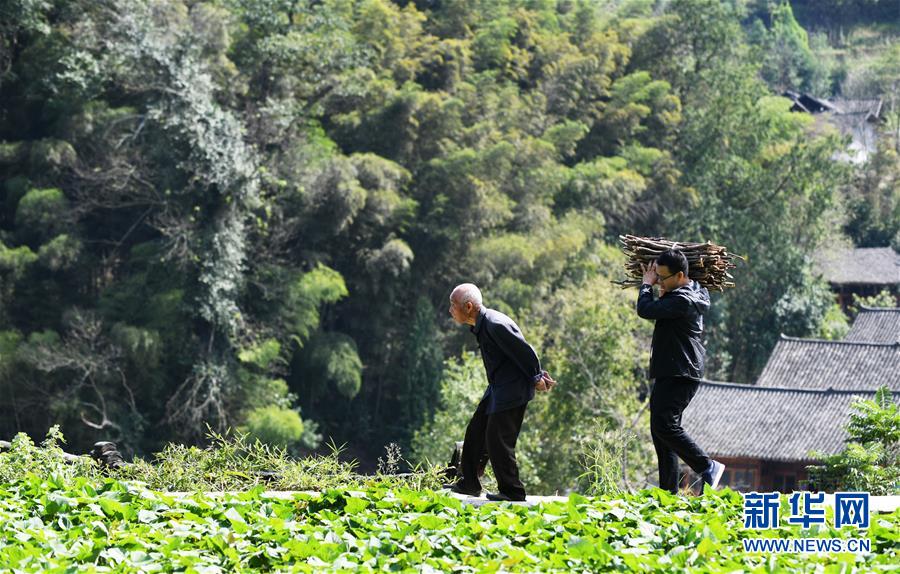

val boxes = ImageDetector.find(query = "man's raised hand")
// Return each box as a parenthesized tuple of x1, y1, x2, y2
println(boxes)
(641, 262, 658, 286)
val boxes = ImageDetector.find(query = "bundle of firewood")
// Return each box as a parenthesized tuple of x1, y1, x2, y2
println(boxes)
(612, 235, 742, 292)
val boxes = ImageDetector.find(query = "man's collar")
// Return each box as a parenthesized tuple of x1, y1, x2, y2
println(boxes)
(471, 306, 487, 335)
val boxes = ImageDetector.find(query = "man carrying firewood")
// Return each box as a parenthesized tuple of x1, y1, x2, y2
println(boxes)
(445, 283, 555, 501)
(638, 249, 725, 494)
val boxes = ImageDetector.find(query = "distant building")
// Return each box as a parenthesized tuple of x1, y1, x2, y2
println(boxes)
(784, 90, 836, 114)
(783, 91, 884, 163)
(756, 336, 899, 391)
(829, 98, 884, 164)
(814, 246, 899, 308)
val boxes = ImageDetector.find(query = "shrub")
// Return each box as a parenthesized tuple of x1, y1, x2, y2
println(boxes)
(241, 406, 304, 449)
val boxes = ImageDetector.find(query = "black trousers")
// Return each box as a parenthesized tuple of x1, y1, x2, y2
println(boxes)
(459, 395, 528, 500)
(650, 376, 711, 493)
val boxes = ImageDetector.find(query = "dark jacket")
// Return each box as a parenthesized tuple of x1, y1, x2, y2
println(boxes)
(472, 307, 543, 414)
(636, 280, 710, 380)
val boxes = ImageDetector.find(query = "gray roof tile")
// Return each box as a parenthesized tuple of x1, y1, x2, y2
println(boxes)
(682, 382, 892, 462)
(831, 99, 883, 118)
(756, 336, 900, 391)
(814, 247, 899, 286)
(845, 307, 900, 344)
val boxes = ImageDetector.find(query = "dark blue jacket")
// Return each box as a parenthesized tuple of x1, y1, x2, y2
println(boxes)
(636, 280, 710, 380)
(472, 307, 543, 414)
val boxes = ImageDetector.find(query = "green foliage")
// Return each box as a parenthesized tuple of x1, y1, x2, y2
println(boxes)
(238, 338, 282, 370)
(288, 265, 349, 345)
(240, 406, 304, 449)
(774, 275, 840, 338)
(592, 71, 681, 153)
(562, 156, 647, 226)
(322, 338, 363, 400)
(816, 302, 851, 340)
(523, 269, 653, 492)
(844, 144, 900, 249)
(411, 352, 485, 467)
(394, 297, 444, 443)
(808, 387, 900, 495)
(298, 331, 363, 400)
(110, 323, 161, 368)
(244, 376, 292, 410)
(672, 52, 844, 381)
(849, 386, 900, 445)
(304, 156, 368, 237)
(363, 237, 414, 283)
(0, 428, 442, 494)
(0, 426, 100, 485)
(577, 421, 641, 496)
(789, 0, 900, 30)
(630, 0, 743, 95)
(0, 475, 896, 571)
(0, 0, 52, 38)
(758, 1, 829, 93)
(27, 140, 77, 174)
(543, 120, 589, 159)
(37, 234, 81, 271)
(0, 242, 38, 278)
(235, 338, 318, 448)
(0, 141, 24, 164)
(14, 188, 69, 244)
(0, 330, 22, 377)
(122, 430, 360, 492)
(851, 288, 898, 311)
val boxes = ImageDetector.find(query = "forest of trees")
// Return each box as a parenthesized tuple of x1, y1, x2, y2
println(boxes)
(0, 0, 897, 490)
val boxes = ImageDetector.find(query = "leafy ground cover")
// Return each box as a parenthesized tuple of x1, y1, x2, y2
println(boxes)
(1, 475, 897, 573)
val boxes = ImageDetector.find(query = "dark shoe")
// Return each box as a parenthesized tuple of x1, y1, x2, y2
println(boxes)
(445, 482, 482, 497)
(701, 460, 725, 489)
(486, 491, 526, 502)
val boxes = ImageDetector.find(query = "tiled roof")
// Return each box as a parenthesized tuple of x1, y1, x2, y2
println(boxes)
(845, 307, 900, 344)
(814, 247, 899, 286)
(756, 336, 900, 391)
(831, 99, 883, 119)
(682, 382, 891, 462)
(783, 91, 837, 113)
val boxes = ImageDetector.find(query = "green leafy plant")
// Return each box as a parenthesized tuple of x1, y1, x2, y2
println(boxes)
(808, 386, 900, 495)
(851, 289, 898, 313)
(0, 426, 101, 484)
(0, 477, 896, 571)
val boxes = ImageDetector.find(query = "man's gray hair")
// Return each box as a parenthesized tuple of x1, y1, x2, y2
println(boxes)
(452, 283, 483, 307)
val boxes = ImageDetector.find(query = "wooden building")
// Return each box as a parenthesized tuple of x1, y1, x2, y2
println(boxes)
(677, 328, 899, 492)
(814, 247, 899, 308)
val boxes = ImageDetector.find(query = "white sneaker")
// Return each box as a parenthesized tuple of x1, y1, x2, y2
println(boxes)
(702, 460, 725, 489)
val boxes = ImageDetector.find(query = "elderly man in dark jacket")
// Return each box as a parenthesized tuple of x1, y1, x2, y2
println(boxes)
(638, 249, 724, 494)
(446, 283, 555, 501)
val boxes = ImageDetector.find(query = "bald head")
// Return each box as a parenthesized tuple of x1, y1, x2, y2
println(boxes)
(451, 283, 482, 307)
(449, 283, 482, 326)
